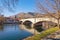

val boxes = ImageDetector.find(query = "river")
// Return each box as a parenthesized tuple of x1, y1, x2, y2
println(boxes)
(0, 24, 32, 40)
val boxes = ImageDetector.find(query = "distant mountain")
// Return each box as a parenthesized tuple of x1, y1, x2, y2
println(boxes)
(10, 12, 34, 19)
(9, 12, 56, 19)
(16, 12, 34, 18)
(28, 12, 35, 16)
(16, 12, 44, 18)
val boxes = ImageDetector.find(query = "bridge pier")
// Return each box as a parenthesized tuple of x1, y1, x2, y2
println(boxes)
(31, 24, 37, 35)
(42, 21, 49, 30)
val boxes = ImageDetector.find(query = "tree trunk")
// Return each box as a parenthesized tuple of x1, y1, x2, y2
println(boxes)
(57, 19, 60, 28)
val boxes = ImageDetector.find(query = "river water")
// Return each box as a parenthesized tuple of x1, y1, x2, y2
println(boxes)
(0, 24, 32, 40)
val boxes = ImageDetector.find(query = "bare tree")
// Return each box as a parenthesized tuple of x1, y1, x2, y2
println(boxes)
(36, 0, 60, 28)
(0, 0, 19, 13)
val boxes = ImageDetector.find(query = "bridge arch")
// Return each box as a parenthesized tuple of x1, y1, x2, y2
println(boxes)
(33, 21, 44, 32)
(34, 21, 57, 30)
(19, 21, 23, 24)
(23, 20, 32, 29)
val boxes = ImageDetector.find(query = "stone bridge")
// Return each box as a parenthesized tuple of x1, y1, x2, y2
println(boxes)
(20, 18, 57, 24)
(19, 18, 58, 29)
(19, 18, 59, 34)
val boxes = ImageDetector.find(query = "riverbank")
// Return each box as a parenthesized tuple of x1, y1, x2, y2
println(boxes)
(24, 27, 60, 40)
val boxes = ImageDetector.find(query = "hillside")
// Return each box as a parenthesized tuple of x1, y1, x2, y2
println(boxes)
(9, 12, 57, 19)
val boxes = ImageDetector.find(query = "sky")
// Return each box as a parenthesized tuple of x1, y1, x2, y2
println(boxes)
(0, 0, 35, 17)
(0, 0, 55, 17)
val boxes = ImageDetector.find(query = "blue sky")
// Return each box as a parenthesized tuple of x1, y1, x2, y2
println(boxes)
(0, 0, 55, 17)
(0, 0, 35, 17)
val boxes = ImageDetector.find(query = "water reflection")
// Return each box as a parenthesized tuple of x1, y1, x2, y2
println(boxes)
(0, 25, 3, 31)
(0, 24, 32, 40)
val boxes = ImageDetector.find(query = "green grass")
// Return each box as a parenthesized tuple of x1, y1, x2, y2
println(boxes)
(26, 27, 59, 40)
